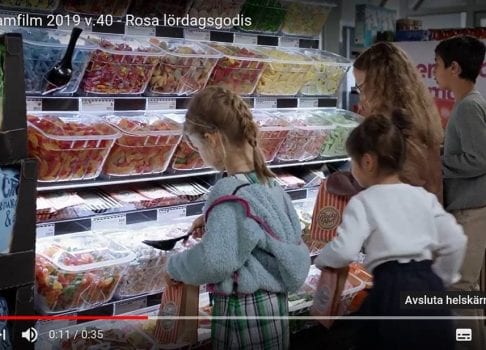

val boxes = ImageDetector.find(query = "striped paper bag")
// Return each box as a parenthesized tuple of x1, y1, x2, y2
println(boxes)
(154, 284, 184, 344)
(154, 284, 199, 347)
(310, 179, 351, 242)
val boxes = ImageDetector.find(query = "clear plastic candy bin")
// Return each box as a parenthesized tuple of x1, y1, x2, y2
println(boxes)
(166, 112, 208, 171)
(82, 34, 161, 94)
(252, 110, 290, 163)
(35, 232, 135, 314)
(255, 46, 313, 96)
(102, 223, 195, 299)
(272, 109, 335, 162)
(148, 38, 221, 96)
(103, 113, 182, 176)
(14, 28, 94, 95)
(207, 42, 269, 95)
(27, 113, 120, 182)
(281, 1, 334, 37)
(239, 0, 287, 34)
(301, 49, 351, 96)
(312, 109, 361, 157)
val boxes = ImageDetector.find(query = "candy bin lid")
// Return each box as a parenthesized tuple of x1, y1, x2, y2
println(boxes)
(208, 42, 270, 62)
(268, 109, 335, 129)
(301, 48, 352, 67)
(103, 112, 182, 137)
(85, 33, 162, 56)
(252, 109, 290, 129)
(11, 27, 95, 49)
(255, 46, 314, 65)
(312, 108, 363, 127)
(149, 37, 222, 59)
(36, 232, 136, 273)
(27, 113, 121, 139)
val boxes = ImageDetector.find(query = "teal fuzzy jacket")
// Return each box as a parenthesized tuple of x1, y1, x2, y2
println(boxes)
(167, 176, 311, 295)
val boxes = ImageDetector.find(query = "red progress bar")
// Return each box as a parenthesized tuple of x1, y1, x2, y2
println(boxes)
(0, 316, 149, 321)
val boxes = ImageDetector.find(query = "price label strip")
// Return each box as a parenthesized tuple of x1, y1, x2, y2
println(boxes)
(254, 98, 277, 109)
(279, 37, 300, 48)
(299, 98, 319, 108)
(114, 297, 148, 315)
(91, 214, 126, 231)
(81, 98, 115, 112)
(157, 205, 187, 223)
(146, 97, 177, 111)
(36, 224, 55, 239)
(125, 25, 156, 36)
(234, 33, 258, 45)
(184, 28, 210, 41)
(26, 98, 42, 112)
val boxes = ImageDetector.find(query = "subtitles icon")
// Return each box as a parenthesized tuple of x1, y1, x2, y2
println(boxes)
(21, 327, 38, 343)
(456, 328, 472, 342)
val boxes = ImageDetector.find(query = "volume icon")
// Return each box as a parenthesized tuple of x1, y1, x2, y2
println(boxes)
(0, 329, 6, 341)
(21, 327, 38, 343)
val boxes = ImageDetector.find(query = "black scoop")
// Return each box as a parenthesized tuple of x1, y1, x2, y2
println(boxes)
(142, 231, 192, 251)
(43, 27, 83, 95)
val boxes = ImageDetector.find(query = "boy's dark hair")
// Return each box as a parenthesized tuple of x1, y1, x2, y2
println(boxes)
(346, 110, 411, 175)
(435, 35, 486, 83)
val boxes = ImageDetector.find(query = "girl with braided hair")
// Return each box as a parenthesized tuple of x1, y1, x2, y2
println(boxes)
(164, 86, 310, 350)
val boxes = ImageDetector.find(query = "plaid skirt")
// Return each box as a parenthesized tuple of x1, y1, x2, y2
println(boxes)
(211, 290, 289, 350)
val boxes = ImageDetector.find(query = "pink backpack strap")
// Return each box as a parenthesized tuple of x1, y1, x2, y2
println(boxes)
(205, 195, 281, 241)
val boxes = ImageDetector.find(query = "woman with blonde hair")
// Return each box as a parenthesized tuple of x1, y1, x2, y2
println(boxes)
(330, 41, 444, 202)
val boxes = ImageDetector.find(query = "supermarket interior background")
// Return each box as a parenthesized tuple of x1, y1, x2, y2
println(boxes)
(0, 0, 485, 349)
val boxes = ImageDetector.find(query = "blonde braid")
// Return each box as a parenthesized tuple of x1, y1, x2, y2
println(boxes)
(228, 94, 275, 183)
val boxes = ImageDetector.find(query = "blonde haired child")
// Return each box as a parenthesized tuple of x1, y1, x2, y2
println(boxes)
(165, 86, 310, 350)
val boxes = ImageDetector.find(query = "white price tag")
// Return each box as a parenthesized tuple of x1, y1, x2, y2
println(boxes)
(184, 29, 210, 41)
(91, 214, 126, 231)
(157, 206, 187, 223)
(279, 37, 300, 48)
(125, 25, 156, 36)
(81, 98, 115, 112)
(26, 98, 42, 111)
(146, 97, 177, 111)
(37, 315, 76, 334)
(299, 98, 319, 108)
(306, 187, 319, 199)
(234, 33, 258, 45)
(254, 98, 277, 109)
(36, 224, 55, 239)
(114, 297, 147, 315)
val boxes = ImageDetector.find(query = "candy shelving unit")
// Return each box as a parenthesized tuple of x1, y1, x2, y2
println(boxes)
(0, 1, 354, 348)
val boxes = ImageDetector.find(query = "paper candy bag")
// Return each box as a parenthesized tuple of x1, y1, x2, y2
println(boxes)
(310, 179, 351, 242)
(155, 284, 199, 347)
(310, 266, 349, 328)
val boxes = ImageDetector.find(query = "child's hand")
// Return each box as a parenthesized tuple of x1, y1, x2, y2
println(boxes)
(163, 270, 181, 287)
(191, 215, 205, 239)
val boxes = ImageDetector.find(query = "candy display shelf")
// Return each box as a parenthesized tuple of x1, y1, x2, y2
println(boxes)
(36, 156, 348, 192)
(35, 186, 321, 238)
(27, 95, 339, 112)
(0, 10, 353, 348)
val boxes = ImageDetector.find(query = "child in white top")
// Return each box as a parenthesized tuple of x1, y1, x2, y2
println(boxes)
(315, 110, 466, 350)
